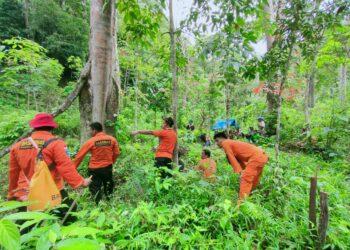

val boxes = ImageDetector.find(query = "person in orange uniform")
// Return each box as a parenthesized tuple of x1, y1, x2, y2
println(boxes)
(74, 122, 120, 204)
(195, 149, 217, 182)
(214, 131, 268, 200)
(131, 117, 177, 178)
(8, 113, 92, 223)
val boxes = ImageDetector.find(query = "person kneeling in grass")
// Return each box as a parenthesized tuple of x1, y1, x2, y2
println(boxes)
(195, 149, 217, 182)
(131, 117, 177, 178)
(214, 132, 268, 201)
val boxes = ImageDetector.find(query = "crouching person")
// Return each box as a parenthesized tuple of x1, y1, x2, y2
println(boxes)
(214, 132, 268, 202)
(195, 149, 217, 182)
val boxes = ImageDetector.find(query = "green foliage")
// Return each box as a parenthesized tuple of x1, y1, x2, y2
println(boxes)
(0, 0, 26, 40)
(29, 0, 89, 66)
(0, 219, 20, 250)
(0, 0, 349, 249)
(117, 0, 165, 46)
(2, 145, 349, 249)
(0, 38, 64, 109)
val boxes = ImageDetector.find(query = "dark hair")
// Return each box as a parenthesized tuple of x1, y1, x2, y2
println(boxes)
(214, 131, 228, 140)
(202, 149, 211, 157)
(164, 117, 174, 127)
(34, 126, 54, 132)
(90, 122, 103, 132)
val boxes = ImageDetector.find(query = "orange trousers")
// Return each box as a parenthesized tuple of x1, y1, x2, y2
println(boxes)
(239, 154, 268, 199)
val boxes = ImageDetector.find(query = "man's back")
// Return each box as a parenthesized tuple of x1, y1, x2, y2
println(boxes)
(8, 131, 84, 198)
(222, 139, 264, 163)
(74, 132, 120, 169)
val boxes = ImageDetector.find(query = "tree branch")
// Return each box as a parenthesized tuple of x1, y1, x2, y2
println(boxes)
(0, 61, 91, 159)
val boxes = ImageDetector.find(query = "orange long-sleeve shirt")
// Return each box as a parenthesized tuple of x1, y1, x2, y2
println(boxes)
(74, 132, 120, 169)
(8, 131, 84, 199)
(152, 129, 177, 159)
(221, 139, 266, 173)
(195, 158, 217, 181)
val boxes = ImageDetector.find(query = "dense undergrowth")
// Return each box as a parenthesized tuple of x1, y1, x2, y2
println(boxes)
(1, 137, 349, 249)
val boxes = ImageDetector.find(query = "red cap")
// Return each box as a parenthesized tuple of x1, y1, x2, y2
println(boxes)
(29, 113, 58, 129)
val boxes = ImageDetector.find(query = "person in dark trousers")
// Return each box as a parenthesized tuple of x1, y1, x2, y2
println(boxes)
(8, 113, 92, 226)
(186, 120, 195, 131)
(131, 117, 177, 178)
(246, 127, 256, 144)
(74, 122, 120, 204)
(186, 120, 195, 143)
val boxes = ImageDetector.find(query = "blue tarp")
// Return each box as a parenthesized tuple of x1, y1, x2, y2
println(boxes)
(211, 119, 238, 130)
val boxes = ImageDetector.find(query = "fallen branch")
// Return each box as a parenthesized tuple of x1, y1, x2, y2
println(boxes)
(0, 61, 91, 159)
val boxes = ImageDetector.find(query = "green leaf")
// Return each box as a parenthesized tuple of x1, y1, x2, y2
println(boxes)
(0, 219, 20, 250)
(61, 226, 100, 238)
(96, 213, 106, 228)
(36, 232, 51, 250)
(0, 201, 32, 213)
(48, 230, 57, 244)
(56, 238, 103, 250)
(4, 212, 57, 221)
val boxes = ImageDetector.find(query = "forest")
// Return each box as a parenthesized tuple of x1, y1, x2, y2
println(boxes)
(0, 0, 349, 249)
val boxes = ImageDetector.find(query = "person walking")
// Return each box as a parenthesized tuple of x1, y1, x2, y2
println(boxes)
(8, 113, 92, 224)
(74, 122, 120, 204)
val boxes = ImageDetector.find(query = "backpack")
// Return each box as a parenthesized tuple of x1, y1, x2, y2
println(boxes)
(25, 137, 62, 211)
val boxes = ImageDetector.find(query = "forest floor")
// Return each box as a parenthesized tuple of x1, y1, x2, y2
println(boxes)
(0, 140, 349, 249)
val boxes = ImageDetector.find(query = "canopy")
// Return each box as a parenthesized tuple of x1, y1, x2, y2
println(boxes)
(211, 119, 238, 130)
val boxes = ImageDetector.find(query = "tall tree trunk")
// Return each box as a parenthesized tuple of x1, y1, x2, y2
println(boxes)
(264, 0, 278, 116)
(309, 72, 315, 107)
(225, 82, 230, 136)
(27, 90, 30, 110)
(169, 0, 179, 166)
(339, 63, 347, 102)
(106, 11, 121, 135)
(79, 80, 92, 143)
(304, 0, 323, 130)
(23, 0, 29, 32)
(79, 0, 119, 142)
(134, 71, 138, 130)
(33, 91, 38, 111)
(275, 42, 295, 166)
(305, 60, 316, 129)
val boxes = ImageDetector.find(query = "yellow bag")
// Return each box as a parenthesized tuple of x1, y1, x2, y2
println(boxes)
(26, 137, 62, 211)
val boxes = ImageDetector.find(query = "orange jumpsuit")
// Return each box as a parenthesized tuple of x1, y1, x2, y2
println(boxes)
(8, 131, 85, 199)
(221, 139, 268, 199)
(195, 158, 217, 182)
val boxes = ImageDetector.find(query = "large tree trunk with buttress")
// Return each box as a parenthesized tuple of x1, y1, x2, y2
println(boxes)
(79, 0, 119, 142)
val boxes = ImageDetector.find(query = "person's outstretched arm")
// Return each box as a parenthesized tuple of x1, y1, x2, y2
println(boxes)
(131, 130, 154, 136)
(73, 140, 92, 168)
